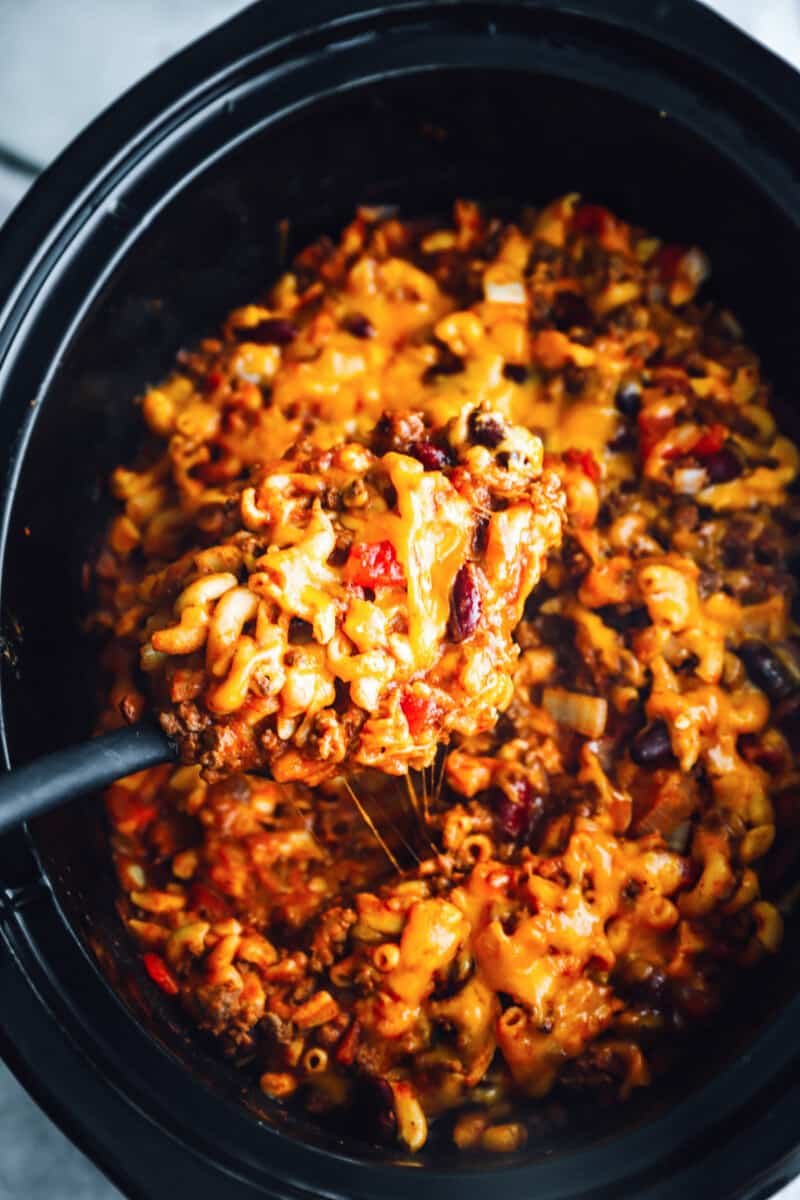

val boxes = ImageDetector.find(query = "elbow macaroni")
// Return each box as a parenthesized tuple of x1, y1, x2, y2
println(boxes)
(100, 199, 799, 1153)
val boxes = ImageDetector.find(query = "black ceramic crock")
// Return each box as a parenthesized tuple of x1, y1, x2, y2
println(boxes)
(1, 2, 800, 1196)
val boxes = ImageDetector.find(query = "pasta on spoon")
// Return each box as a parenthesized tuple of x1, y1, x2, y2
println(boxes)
(104, 408, 564, 783)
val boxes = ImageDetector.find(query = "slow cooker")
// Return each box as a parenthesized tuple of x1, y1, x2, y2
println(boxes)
(1, 1, 800, 1196)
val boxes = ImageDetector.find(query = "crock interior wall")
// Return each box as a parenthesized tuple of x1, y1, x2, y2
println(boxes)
(3, 65, 799, 1159)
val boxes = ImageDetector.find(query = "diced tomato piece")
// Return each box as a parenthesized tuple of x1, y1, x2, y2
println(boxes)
(563, 447, 601, 482)
(346, 540, 405, 588)
(205, 369, 224, 393)
(400, 692, 443, 737)
(660, 422, 727, 463)
(691, 423, 726, 459)
(654, 244, 685, 282)
(189, 882, 230, 921)
(107, 790, 158, 836)
(142, 953, 179, 996)
(638, 410, 675, 459)
(572, 204, 612, 237)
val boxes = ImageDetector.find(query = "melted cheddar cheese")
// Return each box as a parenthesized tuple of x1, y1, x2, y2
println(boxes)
(99, 198, 799, 1155)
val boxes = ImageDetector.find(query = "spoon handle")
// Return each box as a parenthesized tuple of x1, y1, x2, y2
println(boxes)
(0, 723, 174, 834)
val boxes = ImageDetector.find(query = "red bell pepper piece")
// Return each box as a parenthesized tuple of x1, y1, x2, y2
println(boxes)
(400, 692, 442, 737)
(142, 953, 179, 996)
(572, 204, 612, 237)
(346, 540, 405, 588)
(563, 447, 601, 482)
(691, 423, 726, 459)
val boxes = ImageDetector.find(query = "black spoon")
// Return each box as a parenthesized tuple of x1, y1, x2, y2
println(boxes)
(0, 723, 175, 834)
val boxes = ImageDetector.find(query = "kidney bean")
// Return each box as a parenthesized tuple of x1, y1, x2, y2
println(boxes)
(492, 780, 546, 843)
(623, 965, 669, 1009)
(234, 317, 297, 345)
(472, 513, 490, 556)
(422, 344, 464, 382)
(737, 640, 797, 702)
(630, 720, 675, 768)
(704, 446, 741, 484)
(493, 792, 528, 839)
(410, 440, 454, 471)
(607, 427, 637, 453)
(342, 312, 375, 339)
(502, 363, 529, 384)
(672, 978, 718, 1022)
(468, 409, 506, 448)
(448, 563, 482, 642)
(288, 617, 314, 644)
(614, 380, 642, 418)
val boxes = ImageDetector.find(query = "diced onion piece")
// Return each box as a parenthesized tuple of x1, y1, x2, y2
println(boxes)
(484, 279, 527, 305)
(672, 466, 707, 495)
(542, 687, 607, 737)
(682, 246, 711, 289)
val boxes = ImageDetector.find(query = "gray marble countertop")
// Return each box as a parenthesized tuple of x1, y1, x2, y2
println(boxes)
(1, 1, 799, 1197)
